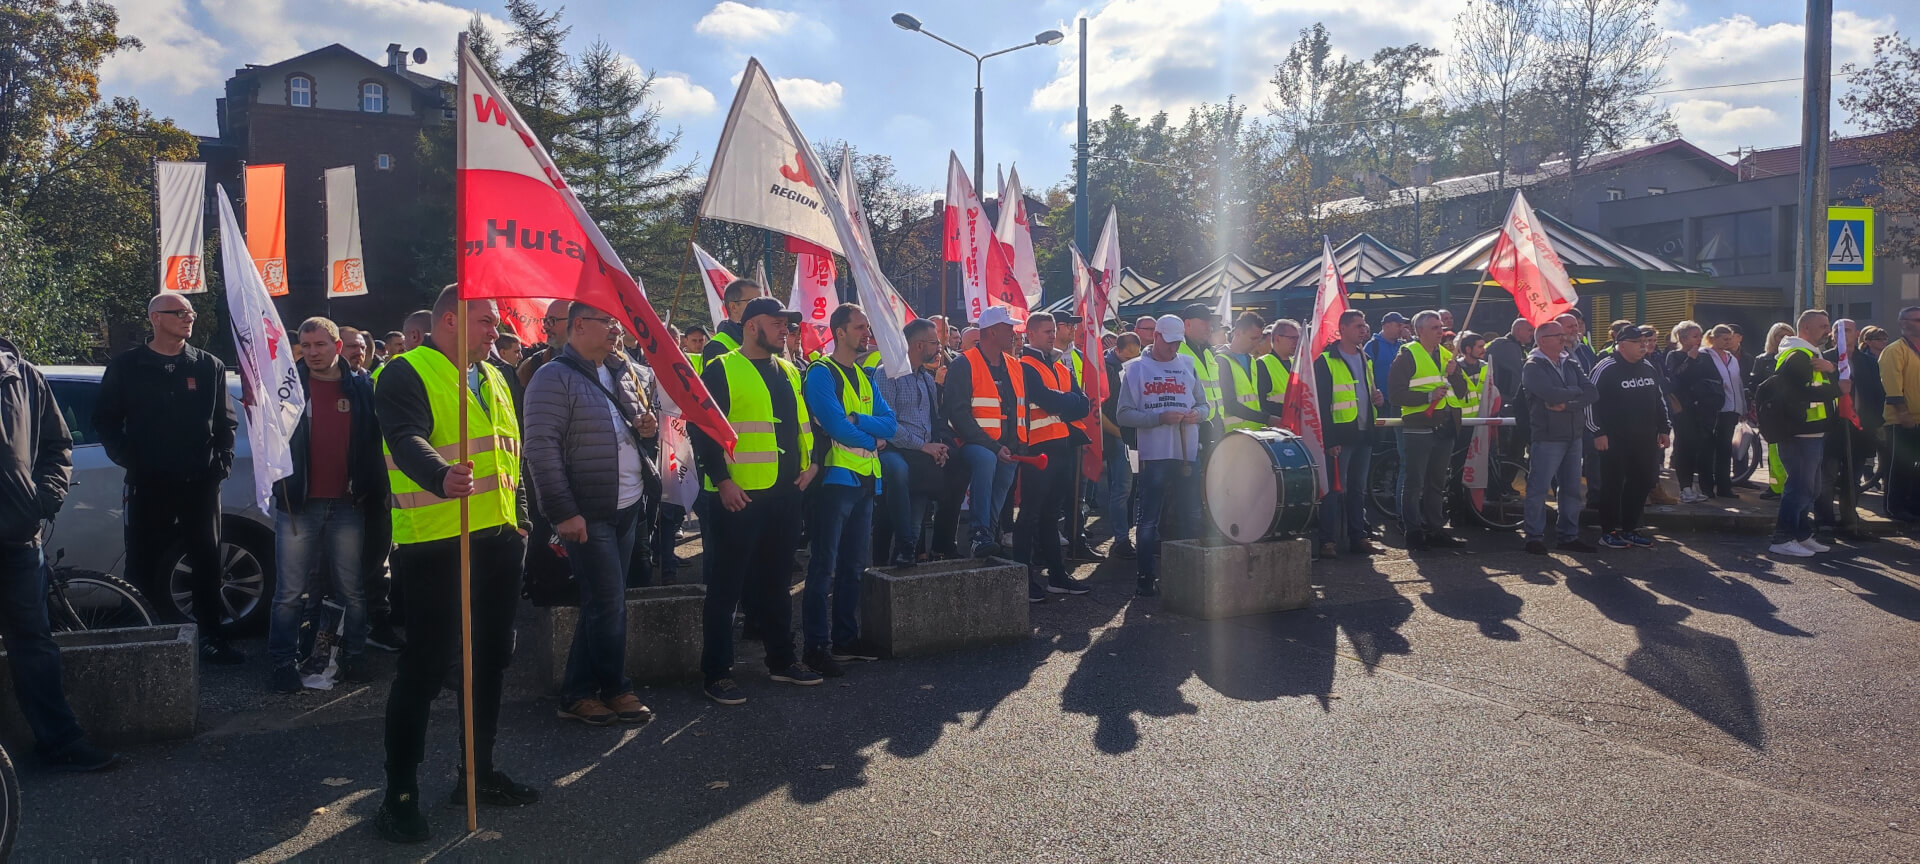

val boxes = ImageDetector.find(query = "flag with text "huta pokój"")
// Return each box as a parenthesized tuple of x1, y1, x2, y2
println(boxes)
(456, 34, 734, 452)
(216, 185, 304, 512)
(944, 152, 991, 323)
(691, 242, 736, 328)
(324, 165, 368, 297)
(496, 296, 553, 345)
(1485, 190, 1578, 327)
(1281, 236, 1348, 494)
(245, 164, 288, 297)
(698, 59, 843, 257)
(155, 160, 206, 294)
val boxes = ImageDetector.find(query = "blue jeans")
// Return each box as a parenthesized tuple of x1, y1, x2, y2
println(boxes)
(806, 483, 873, 650)
(1102, 435, 1133, 542)
(1525, 438, 1586, 542)
(877, 450, 931, 558)
(0, 543, 85, 754)
(959, 443, 1018, 542)
(1773, 436, 1824, 543)
(269, 499, 367, 666)
(1319, 439, 1373, 547)
(1134, 458, 1197, 581)
(562, 504, 639, 703)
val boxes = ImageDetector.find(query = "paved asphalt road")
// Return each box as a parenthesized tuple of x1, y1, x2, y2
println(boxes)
(13, 528, 1920, 862)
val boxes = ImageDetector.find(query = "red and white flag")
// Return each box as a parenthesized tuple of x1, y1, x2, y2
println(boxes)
(1485, 190, 1578, 327)
(216, 185, 304, 512)
(1072, 243, 1108, 481)
(826, 137, 913, 374)
(155, 160, 206, 294)
(496, 296, 552, 344)
(988, 167, 1043, 312)
(944, 152, 991, 323)
(1835, 318, 1861, 429)
(455, 34, 734, 451)
(791, 238, 838, 357)
(690, 243, 736, 328)
(1460, 385, 1504, 508)
(1282, 236, 1348, 493)
(1089, 206, 1122, 324)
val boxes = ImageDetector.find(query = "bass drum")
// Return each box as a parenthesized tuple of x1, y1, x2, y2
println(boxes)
(1205, 428, 1319, 543)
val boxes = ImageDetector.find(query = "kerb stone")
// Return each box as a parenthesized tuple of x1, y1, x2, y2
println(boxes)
(1161, 538, 1312, 619)
(860, 557, 1028, 658)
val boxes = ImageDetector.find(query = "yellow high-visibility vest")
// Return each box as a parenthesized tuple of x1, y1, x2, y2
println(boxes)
(1178, 341, 1221, 422)
(1225, 354, 1265, 432)
(810, 359, 880, 478)
(1776, 346, 1830, 422)
(704, 352, 813, 492)
(380, 345, 521, 545)
(1398, 342, 1455, 417)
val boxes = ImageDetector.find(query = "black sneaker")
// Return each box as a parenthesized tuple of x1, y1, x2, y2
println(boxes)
(367, 623, 407, 653)
(889, 552, 917, 568)
(704, 678, 746, 705)
(43, 738, 118, 772)
(1047, 574, 1091, 595)
(1624, 530, 1655, 548)
(769, 662, 824, 686)
(1524, 539, 1549, 555)
(270, 663, 302, 693)
(1111, 541, 1136, 560)
(1028, 584, 1047, 603)
(376, 791, 430, 844)
(450, 770, 541, 807)
(1404, 530, 1428, 551)
(336, 655, 371, 683)
(803, 648, 845, 678)
(200, 638, 246, 666)
(829, 643, 880, 662)
(1134, 579, 1159, 598)
(1556, 538, 1598, 554)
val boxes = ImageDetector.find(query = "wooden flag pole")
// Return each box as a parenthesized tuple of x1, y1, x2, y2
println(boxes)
(454, 31, 480, 835)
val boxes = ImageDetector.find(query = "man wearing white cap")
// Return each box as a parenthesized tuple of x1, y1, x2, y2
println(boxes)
(1116, 314, 1209, 597)
(941, 305, 1027, 557)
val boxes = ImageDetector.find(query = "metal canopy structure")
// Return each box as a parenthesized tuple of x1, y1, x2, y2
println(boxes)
(1037, 266, 1161, 319)
(1364, 208, 1715, 321)
(1120, 253, 1270, 317)
(1243, 233, 1414, 306)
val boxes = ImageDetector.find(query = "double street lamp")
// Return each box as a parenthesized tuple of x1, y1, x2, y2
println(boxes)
(891, 12, 1064, 193)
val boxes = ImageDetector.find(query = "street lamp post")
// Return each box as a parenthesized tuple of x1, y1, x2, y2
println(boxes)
(891, 13, 1064, 192)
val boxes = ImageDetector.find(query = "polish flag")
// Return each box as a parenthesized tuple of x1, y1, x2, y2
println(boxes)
(690, 243, 735, 328)
(455, 33, 733, 451)
(1485, 190, 1579, 327)
(985, 168, 1037, 320)
(1281, 236, 1347, 493)
(1835, 318, 1861, 429)
(1089, 207, 1122, 326)
(944, 152, 991, 324)
(1072, 243, 1108, 481)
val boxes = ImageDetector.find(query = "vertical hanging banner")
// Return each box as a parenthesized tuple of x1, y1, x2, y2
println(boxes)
(1282, 236, 1349, 493)
(791, 239, 838, 357)
(1485, 190, 1578, 326)
(155, 161, 206, 294)
(216, 185, 304, 511)
(245, 164, 289, 297)
(457, 34, 735, 451)
(324, 166, 368, 297)
(699, 60, 844, 256)
(944, 152, 990, 324)
(690, 243, 737, 328)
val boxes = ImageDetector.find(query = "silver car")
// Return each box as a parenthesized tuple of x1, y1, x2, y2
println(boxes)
(40, 366, 275, 631)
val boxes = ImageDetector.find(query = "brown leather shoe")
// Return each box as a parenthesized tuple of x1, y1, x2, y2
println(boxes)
(1648, 484, 1680, 506)
(557, 698, 615, 726)
(605, 692, 655, 725)
(1317, 542, 1339, 560)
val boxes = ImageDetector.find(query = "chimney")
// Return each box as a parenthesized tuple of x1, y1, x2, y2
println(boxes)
(386, 43, 406, 72)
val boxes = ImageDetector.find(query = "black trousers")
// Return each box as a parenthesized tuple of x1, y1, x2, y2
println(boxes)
(383, 526, 525, 790)
(1706, 412, 1739, 495)
(930, 458, 971, 558)
(124, 477, 223, 637)
(1671, 411, 1713, 490)
(1598, 433, 1661, 534)
(1014, 441, 1074, 581)
(361, 501, 395, 624)
(701, 487, 800, 683)
(1887, 424, 1920, 521)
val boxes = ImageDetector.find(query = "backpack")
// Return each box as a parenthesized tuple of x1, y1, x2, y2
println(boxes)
(1753, 372, 1795, 441)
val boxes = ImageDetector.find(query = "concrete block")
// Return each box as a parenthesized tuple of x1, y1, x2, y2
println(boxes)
(0, 624, 198, 748)
(861, 557, 1028, 658)
(1162, 538, 1312, 620)
(526, 585, 706, 693)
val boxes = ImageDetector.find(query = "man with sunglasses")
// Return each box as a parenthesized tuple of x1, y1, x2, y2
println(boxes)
(514, 300, 573, 390)
(94, 292, 242, 665)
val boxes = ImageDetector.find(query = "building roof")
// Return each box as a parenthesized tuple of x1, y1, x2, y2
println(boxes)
(1734, 130, 1904, 180)
(1243, 233, 1414, 300)
(235, 43, 445, 93)
(1320, 138, 1736, 217)
(1038, 267, 1162, 318)
(1368, 204, 1713, 296)
(1121, 253, 1271, 315)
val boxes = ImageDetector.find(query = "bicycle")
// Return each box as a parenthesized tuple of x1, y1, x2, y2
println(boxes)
(1366, 423, 1529, 532)
(0, 739, 15, 859)
(41, 521, 156, 633)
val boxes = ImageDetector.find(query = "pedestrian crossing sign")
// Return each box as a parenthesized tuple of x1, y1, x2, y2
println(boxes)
(1826, 206, 1873, 285)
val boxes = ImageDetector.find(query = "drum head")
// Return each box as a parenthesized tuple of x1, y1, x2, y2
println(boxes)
(1206, 431, 1278, 542)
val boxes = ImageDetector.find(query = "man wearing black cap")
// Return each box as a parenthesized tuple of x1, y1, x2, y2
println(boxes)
(1366, 312, 1409, 396)
(1589, 325, 1672, 549)
(1177, 303, 1223, 444)
(689, 297, 824, 705)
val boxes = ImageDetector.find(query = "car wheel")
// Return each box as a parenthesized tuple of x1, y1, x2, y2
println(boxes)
(161, 522, 276, 633)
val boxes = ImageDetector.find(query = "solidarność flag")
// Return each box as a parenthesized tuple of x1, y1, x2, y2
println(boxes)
(944, 152, 990, 323)
(216, 185, 304, 513)
(456, 34, 734, 452)
(1281, 236, 1348, 493)
(1072, 242, 1107, 481)
(1485, 190, 1579, 327)
(691, 242, 736, 328)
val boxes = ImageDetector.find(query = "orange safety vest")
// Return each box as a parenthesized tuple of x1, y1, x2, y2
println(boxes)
(965, 346, 1027, 445)
(1020, 351, 1073, 446)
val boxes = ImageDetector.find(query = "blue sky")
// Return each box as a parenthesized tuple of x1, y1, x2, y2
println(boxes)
(106, 0, 1907, 196)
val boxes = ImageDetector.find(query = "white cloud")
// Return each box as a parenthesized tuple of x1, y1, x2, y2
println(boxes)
(694, 2, 801, 41)
(194, 0, 510, 81)
(1659, 11, 1895, 154)
(651, 72, 718, 117)
(728, 70, 844, 110)
(1668, 99, 1778, 135)
(101, 0, 222, 94)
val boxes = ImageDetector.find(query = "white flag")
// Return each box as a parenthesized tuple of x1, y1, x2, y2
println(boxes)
(994, 167, 1044, 310)
(156, 161, 206, 294)
(656, 396, 701, 509)
(1090, 206, 1122, 324)
(324, 166, 367, 297)
(690, 243, 736, 328)
(944, 152, 991, 324)
(700, 60, 844, 256)
(996, 164, 1006, 203)
(216, 186, 304, 512)
(754, 257, 771, 300)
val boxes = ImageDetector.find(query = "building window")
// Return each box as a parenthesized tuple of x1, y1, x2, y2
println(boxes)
(289, 75, 312, 108)
(376, 153, 392, 172)
(1695, 209, 1774, 277)
(1607, 188, 1625, 201)
(1647, 186, 1666, 196)
(361, 82, 385, 113)
(1617, 221, 1684, 263)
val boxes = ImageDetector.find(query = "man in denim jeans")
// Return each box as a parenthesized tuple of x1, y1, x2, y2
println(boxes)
(524, 303, 660, 725)
(877, 319, 949, 567)
(942, 306, 1026, 558)
(1766, 310, 1842, 558)
(268, 318, 388, 692)
(1519, 321, 1599, 554)
(1117, 315, 1208, 597)
(1101, 332, 1143, 557)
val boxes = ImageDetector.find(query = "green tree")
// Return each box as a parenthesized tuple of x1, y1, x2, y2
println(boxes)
(1840, 33, 1920, 266)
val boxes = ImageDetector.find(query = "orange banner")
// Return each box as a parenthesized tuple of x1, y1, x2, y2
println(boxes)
(245, 164, 288, 297)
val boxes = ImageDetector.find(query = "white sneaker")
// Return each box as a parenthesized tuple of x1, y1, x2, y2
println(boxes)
(1678, 487, 1704, 504)
(1800, 537, 1831, 553)
(1768, 540, 1815, 558)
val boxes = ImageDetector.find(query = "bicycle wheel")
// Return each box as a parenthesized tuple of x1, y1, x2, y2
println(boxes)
(49, 570, 157, 632)
(0, 742, 18, 860)
(1367, 448, 1400, 520)
(1733, 421, 1762, 483)
(1465, 457, 1530, 531)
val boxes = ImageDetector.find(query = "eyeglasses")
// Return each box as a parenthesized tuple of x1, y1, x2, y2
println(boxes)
(577, 316, 618, 327)
(155, 309, 196, 319)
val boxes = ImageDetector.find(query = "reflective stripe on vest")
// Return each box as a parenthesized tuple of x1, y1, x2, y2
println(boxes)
(1327, 356, 1361, 424)
(1399, 342, 1455, 417)
(1776, 346, 1830, 422)
(379, 346, 521, 545)
(704, 352, 813, 492)
(1450, 364, 1486, 414)
(1177, 341, 1221, 421)
(1020, 352, 1072, 445)
(1225, 354, 1265, 432)
(965, 346, 1027, 444)
(1259, 354, 1291, 404)
(811, 359, 882, 477)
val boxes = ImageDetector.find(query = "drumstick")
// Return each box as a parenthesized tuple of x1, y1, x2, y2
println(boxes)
(1009, 452, 1049, 470)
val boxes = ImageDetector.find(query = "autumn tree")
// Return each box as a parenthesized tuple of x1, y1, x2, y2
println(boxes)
(1840, 33, 1920, 265)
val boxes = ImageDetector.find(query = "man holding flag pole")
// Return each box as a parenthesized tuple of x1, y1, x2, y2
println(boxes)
(1296, 238, 1382, 558)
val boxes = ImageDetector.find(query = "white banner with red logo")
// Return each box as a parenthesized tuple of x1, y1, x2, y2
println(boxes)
(1460, 385, 1503, 507)
(944, 152, 990, 323)
(324, 165, 368, 297)
(657, 392, 702, 509)
(155, 160, 206, 294)
(792, 240, 837, 357)
(690, 243, 736, 328)
(1486, 190, 1578, 327)
(456, 34, 734, 452)
(216, 185, 304, 512)
(698, 59, 843, 256)
(988, 167, 1042, 312)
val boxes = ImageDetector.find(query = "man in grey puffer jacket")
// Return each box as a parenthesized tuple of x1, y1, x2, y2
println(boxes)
(1519, 320, 1599, 554)
(524, 304, 659, 728)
